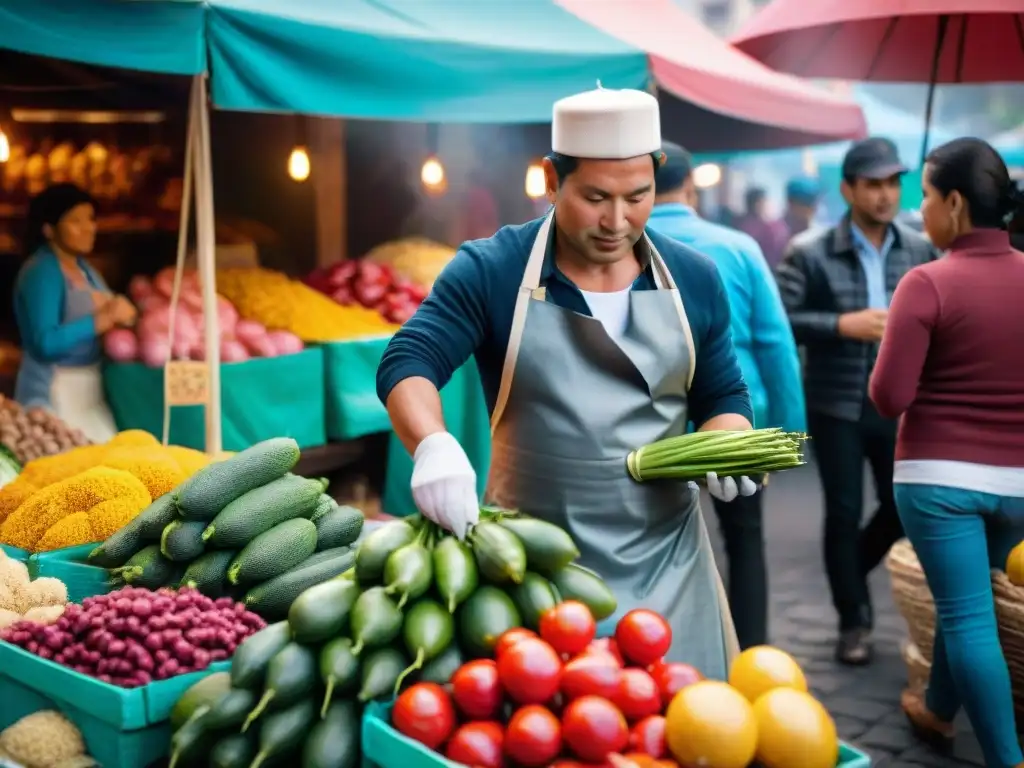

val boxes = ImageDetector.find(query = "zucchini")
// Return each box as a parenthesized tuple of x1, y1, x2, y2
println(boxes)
(110, 544, 181, 590)
(160, 518, 207, 562)
(174, 437, 301, 521)
(242, 641, 318, 731)
(227, 518, 318, 586)
(395, 598, 454, 692)
(314, 505, 365, 551)
(383, 539, 432, 609)
(357, 647, 407, 702)
(201, 474, 326, 548)
(354, 520, 417, 584)
(303, 700, 360, 768)
(168, 716, 212, 768)
(549, 563, 618, 620)
(209, 732, 257, 768)
(496, 516, 580, 572)
(418, 642, 463, 685)
(169, 671, 231, 731)
(309, 493, 337, 523)
(432, 536, 478, 612)
(179, 549, 236, 597)
(510, 571, 559, 630)
(230, 621, 292, 690)
(202, 686, 258, 731)
(470, 522, 527, 585)
(136, 493, 181, 540)
(86, 505, 148, 568)
(457, 585, 521, 658)
(288, 578, 360, 644)
(250, 698, 317, 768)
(243, 548, 356, 620)
(350, 586, 403, 655)
(319, 637, 360, 718)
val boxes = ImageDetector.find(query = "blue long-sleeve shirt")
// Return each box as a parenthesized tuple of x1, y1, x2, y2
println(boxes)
(648, 204, 806, 433)
(376, 216, 752, 428)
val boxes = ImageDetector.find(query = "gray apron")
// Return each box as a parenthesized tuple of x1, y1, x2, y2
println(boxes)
(485, 210, 739, 679)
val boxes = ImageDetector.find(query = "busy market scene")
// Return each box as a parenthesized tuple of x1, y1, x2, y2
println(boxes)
(0, 0, 1023, 767)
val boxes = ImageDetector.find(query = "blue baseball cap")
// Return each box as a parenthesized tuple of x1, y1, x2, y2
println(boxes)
(786, 176, 820, 204)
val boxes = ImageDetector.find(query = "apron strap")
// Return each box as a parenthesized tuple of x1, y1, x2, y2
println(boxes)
(643, 234, 697, 390)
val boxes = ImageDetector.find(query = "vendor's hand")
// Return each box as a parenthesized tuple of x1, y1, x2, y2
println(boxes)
(689, 472, 760, 502)
(411, 431, 479, 540)
(111, 295, 137, 326)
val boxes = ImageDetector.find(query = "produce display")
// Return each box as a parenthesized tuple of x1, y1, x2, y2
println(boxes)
(0, 430, 218, 553)
(0, 710, 95, 768)
(0, 585, 265, 688)
(0, 550, 69, 629)
(0, 393, 90, 465)
(85, 437, 365, 620)
(216, 266, 398, 342)
(362, 237, 457, 289)
(626, 428, 806, 483)
(305, 260, 427, 325)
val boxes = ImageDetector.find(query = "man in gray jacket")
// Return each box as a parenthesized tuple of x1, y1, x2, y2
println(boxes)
(775, 138, 938, 665)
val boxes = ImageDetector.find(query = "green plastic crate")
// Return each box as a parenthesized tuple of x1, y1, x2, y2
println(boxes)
(361, 701, 871, 768)
(0, 544, 28, 562)
(28, 543, 110, 604)
(0, 642, 229, 768)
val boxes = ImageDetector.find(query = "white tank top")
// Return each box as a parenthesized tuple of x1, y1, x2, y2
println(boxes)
(581, 287, 632, 341)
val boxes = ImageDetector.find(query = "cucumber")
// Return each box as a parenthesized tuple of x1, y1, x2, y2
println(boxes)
(136, 493, 181, 540)
(314, 505, 365, 551)
(250, 698, 317, 768)
(395, 598, 454, 692)
(432, 536, 478, 612)
(179, 549, 236, 597)
(209, 732, 257, 768)
(201, 474, 326, 548)
(227, 518, 318, 586)
(169, 670, 232, 731)
(350, 586, 403, 655)
(418, 642, 464, 685)
(510, 571, 559, 630)
(496, 516, 580, 572)
(243, 548, 356, 620)
(288, 578, 360, 644)
(309, 493, 337, 523)
(319, 637, 360, 718)
(173, 437, 300, 521)
(242, 641, 319, 731)
(168, 716, 212, 768)
(457, 585, 521, 658)
(230, 621, 292, 690)
(354, 520, 417, 584)
(470, 522, 527, 585)
(549, 563, 618, 620)
(357, 647, 407, 702)
(203, 686, 258, 731)
(110, 544, 181, 589)
(86, 508, 147, 568)
(160, 518, 207, 562)
(303, 699, 360, 768)
(383, 540, 432, 609)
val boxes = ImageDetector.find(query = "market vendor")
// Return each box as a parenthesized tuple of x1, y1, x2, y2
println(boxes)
(13, 182, 136, 442)
(377, 86, 758, 678)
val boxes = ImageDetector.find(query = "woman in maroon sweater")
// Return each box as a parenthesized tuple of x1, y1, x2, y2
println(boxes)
(870, 137, 1024, 768)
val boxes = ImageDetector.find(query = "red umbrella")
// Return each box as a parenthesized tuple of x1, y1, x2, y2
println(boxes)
(556, 0, 867, 150)
(731, 0, 1024, 161)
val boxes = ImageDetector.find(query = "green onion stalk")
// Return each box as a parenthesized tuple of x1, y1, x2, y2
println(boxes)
(626, 428, 807, 482)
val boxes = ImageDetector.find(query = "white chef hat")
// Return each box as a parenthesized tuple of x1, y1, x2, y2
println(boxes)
(552, 84, 661, 160)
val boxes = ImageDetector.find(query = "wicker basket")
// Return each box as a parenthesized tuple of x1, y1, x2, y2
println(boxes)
(886, 540, 936, 659)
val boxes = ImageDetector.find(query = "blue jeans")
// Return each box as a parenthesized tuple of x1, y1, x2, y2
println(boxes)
(894, 483, 1024, 768)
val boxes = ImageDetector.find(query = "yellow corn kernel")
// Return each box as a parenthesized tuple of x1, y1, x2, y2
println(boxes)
(107, 429, 160, 449)
(166, 445, 214, 477)
(34, 512, 95, 553)
(18, 445, 108, 488)
(0, 479, 37, 525)
(102, 447, 186, 499)
(87, 495, 150, 541)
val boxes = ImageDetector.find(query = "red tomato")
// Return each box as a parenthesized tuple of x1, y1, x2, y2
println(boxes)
(539, 601, 597, 656)
(505, 705, 563, 767)
(494, 628, 538, 659)
(614, 669, 662, 721)
(614, 611, 672, 667)
(497, 637, 563, 705)
(391, 682, 456, 750)
(445, 721, 505, 768)
(451, 660, 503, 720)
(649, 662, 703, 707)
(628, 715, 666, 758)
(561, 695, 630, 763)
(583, 637, 625, 667)
(561, 654, 622, 701)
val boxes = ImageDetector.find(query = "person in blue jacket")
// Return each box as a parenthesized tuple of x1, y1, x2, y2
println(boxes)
(13, 183, 136, 441)
(647, 141, 807, 649)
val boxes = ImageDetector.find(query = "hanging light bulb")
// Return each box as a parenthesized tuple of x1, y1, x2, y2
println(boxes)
(524, 162, 546, 199)
(420, 155, 446, 194)
(288, 146, 310, 182)
(0, 127, 9, 163)
(692, 163, 723, 189)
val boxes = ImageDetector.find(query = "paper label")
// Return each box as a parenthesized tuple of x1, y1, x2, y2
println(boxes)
(164, 361, 209, 407)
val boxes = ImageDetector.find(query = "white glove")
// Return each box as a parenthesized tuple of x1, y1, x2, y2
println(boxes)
(688, 472, 760, 503)
(411, 431, 479, 540)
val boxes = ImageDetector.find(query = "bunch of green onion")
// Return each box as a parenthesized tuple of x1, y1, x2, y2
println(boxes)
(626, 428, 806, 482)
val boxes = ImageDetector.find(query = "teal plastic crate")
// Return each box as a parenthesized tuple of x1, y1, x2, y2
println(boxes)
(0, 544, 28, 562)
(362, 702, 872, 768)
(28, 542, 110, 603)
(0, 641, 230, 768)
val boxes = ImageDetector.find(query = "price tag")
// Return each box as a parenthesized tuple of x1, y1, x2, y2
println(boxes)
(165, 361, 209, 407)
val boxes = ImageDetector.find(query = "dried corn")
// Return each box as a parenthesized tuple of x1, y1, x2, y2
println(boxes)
(102, 447, 185, 499)
(34, 513, 95, 553)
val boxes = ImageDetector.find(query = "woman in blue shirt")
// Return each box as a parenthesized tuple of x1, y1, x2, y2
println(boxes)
(14, 183, 136, 441)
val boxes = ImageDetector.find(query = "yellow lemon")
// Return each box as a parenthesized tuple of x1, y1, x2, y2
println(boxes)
(753, 687, 839, 768)
(729, 645, 808, 703)
(664, 680, 757, 768)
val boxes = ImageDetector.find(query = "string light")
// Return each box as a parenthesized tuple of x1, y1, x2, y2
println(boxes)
(525, 162, 546, 199)
(288, 146, 310, 182)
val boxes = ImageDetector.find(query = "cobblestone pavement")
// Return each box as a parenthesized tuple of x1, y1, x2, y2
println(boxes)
(706, 465, 987, 767)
